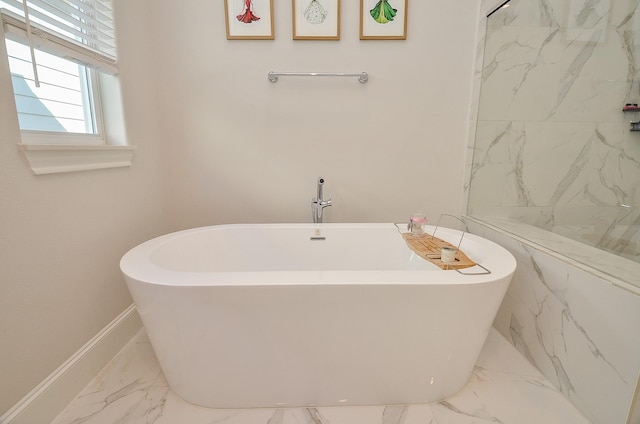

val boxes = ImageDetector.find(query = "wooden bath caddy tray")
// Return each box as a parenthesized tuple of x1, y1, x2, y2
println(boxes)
(402, 233, 476, 270)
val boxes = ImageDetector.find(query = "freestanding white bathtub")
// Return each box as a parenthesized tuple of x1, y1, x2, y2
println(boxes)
(120, 223, 516, 409)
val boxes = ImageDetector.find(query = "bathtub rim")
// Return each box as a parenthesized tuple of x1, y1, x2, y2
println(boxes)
(120, 223, 517, 287)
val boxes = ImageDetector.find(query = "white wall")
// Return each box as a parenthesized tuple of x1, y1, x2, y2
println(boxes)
(150, 0, 481, 229)
(0, 0, 171, 414)
(0, 0, 484, 415)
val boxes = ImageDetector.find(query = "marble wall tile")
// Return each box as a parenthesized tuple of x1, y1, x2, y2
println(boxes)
(469, 219, 640, 424)
(470, 0, 640, 214)
(487, 0, 564, 28)
(489, 0, 640, 33)
(480, 27, 632, 123)
(471, 121, 640, 210)
(468, 3, 640, 421)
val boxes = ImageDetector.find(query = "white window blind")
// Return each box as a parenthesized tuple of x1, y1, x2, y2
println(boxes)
(0, 0, 117, 75)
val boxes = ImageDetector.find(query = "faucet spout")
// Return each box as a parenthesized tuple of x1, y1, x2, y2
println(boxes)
(317, 177, 324, 201)
(312, 177, 332, 223)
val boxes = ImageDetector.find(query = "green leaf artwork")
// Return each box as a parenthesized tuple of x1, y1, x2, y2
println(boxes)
(369, 0, 397, 24)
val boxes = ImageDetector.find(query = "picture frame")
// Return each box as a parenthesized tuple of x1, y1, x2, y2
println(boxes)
(359, 0, 407, 40)
(292, 0, 340, 40)
(225, 0, 275, 40)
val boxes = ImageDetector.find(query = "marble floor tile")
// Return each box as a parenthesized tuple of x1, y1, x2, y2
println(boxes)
(51, 328, 592, 424)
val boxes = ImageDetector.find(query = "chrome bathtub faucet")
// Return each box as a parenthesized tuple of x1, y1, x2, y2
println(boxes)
(312, 177, 332, 223)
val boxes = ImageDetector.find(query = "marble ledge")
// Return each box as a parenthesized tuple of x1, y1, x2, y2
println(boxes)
(468, 216, 640, 294)
(51, 328, 591, 424)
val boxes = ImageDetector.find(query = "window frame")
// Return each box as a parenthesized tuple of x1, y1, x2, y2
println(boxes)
(1, 6, 134, 175)
(7, 40, 105, 142)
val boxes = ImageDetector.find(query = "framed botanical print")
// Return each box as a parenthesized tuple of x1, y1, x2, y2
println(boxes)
(292, 0, 340, 40)
(360, 0, 407, 40)
(225, 0, 275, 40)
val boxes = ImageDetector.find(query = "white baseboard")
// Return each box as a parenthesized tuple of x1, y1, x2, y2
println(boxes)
(0, 305, 142, 424)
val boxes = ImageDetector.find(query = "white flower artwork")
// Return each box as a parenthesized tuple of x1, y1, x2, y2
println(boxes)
(304, 0, 328, 24)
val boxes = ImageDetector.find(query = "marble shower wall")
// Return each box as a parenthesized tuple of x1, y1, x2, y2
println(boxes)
(468, 0, 640, 262)
(466, 1, 640, 422)
(467, 219, 640, 424)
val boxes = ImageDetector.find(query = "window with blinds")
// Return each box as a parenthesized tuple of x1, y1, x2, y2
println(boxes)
(6, 38, 97, 133)
(1, 0, 117, 137)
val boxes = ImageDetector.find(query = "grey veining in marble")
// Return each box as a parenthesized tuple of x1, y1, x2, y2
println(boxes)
(469, 218, 640, 424)
(51, 328, 591, 424)
(466, 5, 640, 422)
(468, 0, 640, 279)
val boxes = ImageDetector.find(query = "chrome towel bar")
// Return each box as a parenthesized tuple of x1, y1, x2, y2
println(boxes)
(268, 71, 368, 83)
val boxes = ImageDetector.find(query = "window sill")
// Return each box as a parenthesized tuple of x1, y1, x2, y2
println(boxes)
(18, 144, 136, 175)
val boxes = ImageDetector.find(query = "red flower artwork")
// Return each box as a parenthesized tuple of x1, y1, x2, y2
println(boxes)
(236, 0, 260, 23)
